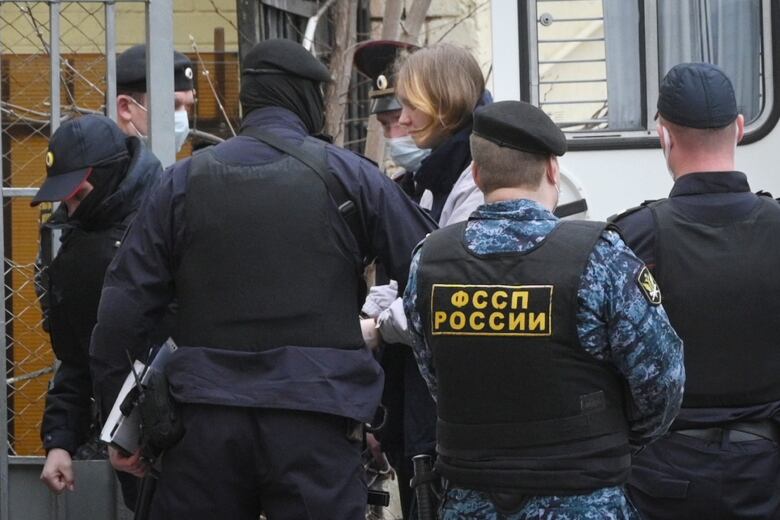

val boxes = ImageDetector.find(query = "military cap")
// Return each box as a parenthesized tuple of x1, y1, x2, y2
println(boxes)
(353, 40, 418, 114)
(116, 44, 194, 93)
(242, 38, 331, 82)
(658, 62, 737, 129)
(32, 115, 128, 206)
(472, 100, 566, 156)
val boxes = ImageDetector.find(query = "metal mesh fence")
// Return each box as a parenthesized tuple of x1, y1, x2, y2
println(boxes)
(0, 1, 245, 458)
(1, 0, 115, 457)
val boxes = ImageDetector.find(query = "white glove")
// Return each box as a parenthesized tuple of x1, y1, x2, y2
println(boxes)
(361, 280, 399, 318)
(376, 297, 413, 346)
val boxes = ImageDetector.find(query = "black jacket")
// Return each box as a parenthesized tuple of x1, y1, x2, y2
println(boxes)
(41, 138, 162, 454)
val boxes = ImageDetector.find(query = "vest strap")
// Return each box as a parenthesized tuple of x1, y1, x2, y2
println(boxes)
(240, 127, 367, 261)
(437, 406, 627, 454)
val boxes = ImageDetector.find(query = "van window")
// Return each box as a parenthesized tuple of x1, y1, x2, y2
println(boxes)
(531, 0, 766, 135)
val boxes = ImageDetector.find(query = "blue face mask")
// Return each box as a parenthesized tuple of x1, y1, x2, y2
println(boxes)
(174, 110, 189, 152)
(387, 135, 430, 172)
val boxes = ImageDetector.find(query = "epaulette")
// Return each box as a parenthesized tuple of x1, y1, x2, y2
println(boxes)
(607, 199, 661, 223)
(755, 189, 775, 198)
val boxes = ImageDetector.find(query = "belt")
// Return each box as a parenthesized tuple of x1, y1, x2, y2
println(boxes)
(674, 421, 780, 443)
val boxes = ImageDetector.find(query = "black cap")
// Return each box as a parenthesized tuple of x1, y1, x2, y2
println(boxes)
(353, 40, 418, 114)
(116, 44, 195, 93)
(473, 101, 566, 156)
(242, 38, 331, 83)
(31, 115, 128, 206)
(658, 62, 737, 129)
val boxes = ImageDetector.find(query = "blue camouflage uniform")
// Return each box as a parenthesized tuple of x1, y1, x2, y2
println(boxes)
(404, 199, 685, 519)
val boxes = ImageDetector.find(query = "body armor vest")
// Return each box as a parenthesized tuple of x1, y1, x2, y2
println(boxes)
(651, 196, 780, 407)
(174, 138, 364, 351)
(417, 220, 630, 494)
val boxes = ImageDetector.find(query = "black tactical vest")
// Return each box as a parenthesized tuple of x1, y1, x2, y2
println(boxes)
(174, 138, 364, 351)
(417, 220, 630, 495)
(48, 224, 127, 363)
(651, 196, 780, 407)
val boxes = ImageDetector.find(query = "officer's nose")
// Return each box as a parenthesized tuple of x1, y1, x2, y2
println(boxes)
(398, 107, 412, 128)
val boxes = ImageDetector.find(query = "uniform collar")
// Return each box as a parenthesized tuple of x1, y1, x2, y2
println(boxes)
(241, 106, 309, 137)
(472, 198, 557, 222)
(670, 171, 751, 197)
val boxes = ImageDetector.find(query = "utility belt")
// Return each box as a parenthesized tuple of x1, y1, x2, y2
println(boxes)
(673, 420, 780, 443)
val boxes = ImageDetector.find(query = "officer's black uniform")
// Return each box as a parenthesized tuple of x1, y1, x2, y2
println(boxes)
(90, 39, 437, 520)
(612, 62, 780, 519)
(34, 115, 162, 510)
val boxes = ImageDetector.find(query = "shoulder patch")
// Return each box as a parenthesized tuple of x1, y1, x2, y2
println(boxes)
(637, 266, 662, 305)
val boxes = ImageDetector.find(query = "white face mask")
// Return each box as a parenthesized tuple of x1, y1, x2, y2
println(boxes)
(387, 135, 430, 172)
(174, 110, 189, 152)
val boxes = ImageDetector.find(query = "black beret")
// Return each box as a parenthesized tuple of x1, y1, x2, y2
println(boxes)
(353, 40, 418, 114)
(658, 62, 737, 129)
(116, 44, 194, 93)
(473, 101, 566, 156)
(242, 38, 331, 83)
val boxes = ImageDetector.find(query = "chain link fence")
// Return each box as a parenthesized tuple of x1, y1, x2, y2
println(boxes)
(1, 1, 245, 461)
(2, 0, 115, 458)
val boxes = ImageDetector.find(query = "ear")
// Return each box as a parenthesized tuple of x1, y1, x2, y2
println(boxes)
(657, 123, 673, 150)
(736, 114, 745, 143)
(545, 156, 559, 187)
(116, 95, 132, 123)
(471, 160, 483, 190)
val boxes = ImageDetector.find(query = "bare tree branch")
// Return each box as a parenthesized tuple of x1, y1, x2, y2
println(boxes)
(190, 34, 237, 136)
(435, 0, 490, 43)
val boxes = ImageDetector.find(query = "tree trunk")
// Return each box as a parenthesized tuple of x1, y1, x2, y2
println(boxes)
(401, 0, 432, 45)
(324, 0, 357, 145)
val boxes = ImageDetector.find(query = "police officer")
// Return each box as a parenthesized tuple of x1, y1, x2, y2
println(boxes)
(403, 100, 685, 518)
(36, 44, 196, 333)
(353, 39, 428, 197)
(89, 38, 437, 520)
(35, 115, 163, 509)
(354, 39, 435, 519)
(611, 62, 780, 519)
(115, 44, 196, 152)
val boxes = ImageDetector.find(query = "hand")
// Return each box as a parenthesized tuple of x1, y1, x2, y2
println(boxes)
(108, 446, 148, 478)
(40, 448, 75, 493)
(361, 318, 381, 351)
(365, 433, 385, 467)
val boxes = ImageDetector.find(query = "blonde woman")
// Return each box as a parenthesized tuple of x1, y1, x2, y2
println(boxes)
(396, 43, 489, 226)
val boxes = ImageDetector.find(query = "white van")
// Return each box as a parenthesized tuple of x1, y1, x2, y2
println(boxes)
(491, 0, 779, 220)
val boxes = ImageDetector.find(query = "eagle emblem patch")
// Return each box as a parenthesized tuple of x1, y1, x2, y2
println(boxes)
(637, 266, 662, 305)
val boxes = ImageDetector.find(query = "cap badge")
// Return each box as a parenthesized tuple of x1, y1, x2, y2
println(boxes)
(377, 74, 388, 90)
(184, 67, 193, 79)
(45, 151, 54, 168)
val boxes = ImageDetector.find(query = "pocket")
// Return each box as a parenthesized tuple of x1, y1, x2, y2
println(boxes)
(628, 464, 689, 499)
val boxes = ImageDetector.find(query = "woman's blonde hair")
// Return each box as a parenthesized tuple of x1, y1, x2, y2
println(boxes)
(396, 43, 485, 145)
